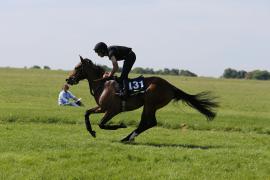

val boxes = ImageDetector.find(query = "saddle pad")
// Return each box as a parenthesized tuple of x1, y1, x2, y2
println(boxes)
(128, 76, 146, 95)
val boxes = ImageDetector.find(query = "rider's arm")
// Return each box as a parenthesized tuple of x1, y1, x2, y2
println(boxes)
(109, 56, 119, 76)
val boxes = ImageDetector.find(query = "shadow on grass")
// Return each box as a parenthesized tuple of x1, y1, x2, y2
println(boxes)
(113, 141, 221, 150)
(135, 143, 220, 149)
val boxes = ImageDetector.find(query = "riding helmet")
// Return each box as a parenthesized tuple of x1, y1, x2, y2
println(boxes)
(94, 42, 108, 53)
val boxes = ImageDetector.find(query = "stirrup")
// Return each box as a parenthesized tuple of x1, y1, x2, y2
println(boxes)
(115, 92, 124, 97)
(115, 89, 125, 97)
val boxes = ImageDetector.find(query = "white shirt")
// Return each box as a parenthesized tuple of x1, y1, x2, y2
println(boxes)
(58, 90, 76, 105)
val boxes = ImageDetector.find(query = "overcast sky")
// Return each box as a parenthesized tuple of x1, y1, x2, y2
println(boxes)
(0, 0, 269, 77)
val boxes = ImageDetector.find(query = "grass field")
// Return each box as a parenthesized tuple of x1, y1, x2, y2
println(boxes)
(0, 67, 269, 179)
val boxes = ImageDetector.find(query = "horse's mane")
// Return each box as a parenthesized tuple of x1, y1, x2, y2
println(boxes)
(84, 58, 105, 77)
(94, 64, 105, 77)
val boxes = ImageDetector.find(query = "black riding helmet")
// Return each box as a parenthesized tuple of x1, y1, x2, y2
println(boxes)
(94, 42, 108, 54)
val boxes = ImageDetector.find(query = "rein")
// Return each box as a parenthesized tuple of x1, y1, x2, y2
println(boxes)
(92, 83, 104, 96)
(82, 63, 106, 96)
(86, 77, 101, 97)
(80, 63, 96, 96)
(94, 76, 118, 83)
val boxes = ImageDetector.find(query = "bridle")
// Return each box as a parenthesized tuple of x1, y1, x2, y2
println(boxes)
(66, 59, 105, 96)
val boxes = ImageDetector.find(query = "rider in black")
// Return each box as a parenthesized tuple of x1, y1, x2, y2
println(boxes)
(93, 42, 136, 98)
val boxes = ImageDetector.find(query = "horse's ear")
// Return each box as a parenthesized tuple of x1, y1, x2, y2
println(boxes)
(79, 55, 89, 64)
(79, 55, 84, 62)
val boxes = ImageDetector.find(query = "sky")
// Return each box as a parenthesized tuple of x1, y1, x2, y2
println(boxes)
(0, 0, 270, 77)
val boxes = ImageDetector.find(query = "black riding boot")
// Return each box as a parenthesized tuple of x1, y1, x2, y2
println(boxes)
(119, 79, 128, 100)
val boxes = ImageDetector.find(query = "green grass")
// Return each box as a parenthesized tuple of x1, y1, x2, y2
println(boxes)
(0, 123, 269, 179)
(0, 68, 270, 179)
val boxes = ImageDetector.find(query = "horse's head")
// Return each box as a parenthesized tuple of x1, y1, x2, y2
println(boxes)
(66, 56, 104, 85)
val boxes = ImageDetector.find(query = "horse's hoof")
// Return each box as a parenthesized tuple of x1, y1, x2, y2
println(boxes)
(90, 131, 96, 138)
(121, 137, 135, 143)
(121, 137, 129, 142)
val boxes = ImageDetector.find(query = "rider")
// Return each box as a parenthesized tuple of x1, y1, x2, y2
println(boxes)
(93, 42, 136, 98)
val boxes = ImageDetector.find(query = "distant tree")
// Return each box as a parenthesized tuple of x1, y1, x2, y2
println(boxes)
(254, 70, 270, 80)
(179, 70, 197, 77)
(237, 70, 247, 79)
(144, 68, 155, 74)
(245, 71, 253, 79)
(169, 69, 179, 75)
(155, 69, 163, 75)
(246, 70, 270, 80)
(114, 65, 198, 76)
(223, 68, 270, 80)
(98, 65, 111, 72)
(222, 68, 247, 79)
(163, 68, 170, 75)
(132, 67, 155, 74)
(43, 66, 51, 70)
(223, 68, 238, 78)
(31, 65, 41, 69)
(132, 67, 145, 74)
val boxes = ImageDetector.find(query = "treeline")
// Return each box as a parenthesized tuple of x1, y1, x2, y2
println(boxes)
(29, 65, 51, 70)
(28, 64, 270, 80)
(30, 64, 198, 77)
(100, 65, 197, 77)
(132, 67, 197, 77)
(222, 68, 270, 80)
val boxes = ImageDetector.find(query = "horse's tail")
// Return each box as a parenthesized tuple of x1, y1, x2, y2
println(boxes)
(173, 86, 219, 120)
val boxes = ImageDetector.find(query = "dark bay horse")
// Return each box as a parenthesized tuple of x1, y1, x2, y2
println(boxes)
(66, 56, 218, 142)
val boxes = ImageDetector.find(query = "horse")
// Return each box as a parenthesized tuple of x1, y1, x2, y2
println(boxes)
(66, 56, 218, 142)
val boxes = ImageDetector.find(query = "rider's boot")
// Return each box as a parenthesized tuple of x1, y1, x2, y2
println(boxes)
(117, 79, 128, 100)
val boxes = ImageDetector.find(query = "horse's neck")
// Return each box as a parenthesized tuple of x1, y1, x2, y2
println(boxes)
(86, 69, 104, 97)
(87, 77, 103, 97)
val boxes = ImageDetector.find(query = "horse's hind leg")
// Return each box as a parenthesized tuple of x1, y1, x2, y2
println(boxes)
(121, 107, 157, 142)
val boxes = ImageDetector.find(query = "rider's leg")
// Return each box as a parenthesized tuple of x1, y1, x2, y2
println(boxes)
(119, 51, 136, 98)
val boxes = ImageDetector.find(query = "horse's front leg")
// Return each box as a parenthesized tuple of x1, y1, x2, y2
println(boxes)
(85, 106, 104, 138)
